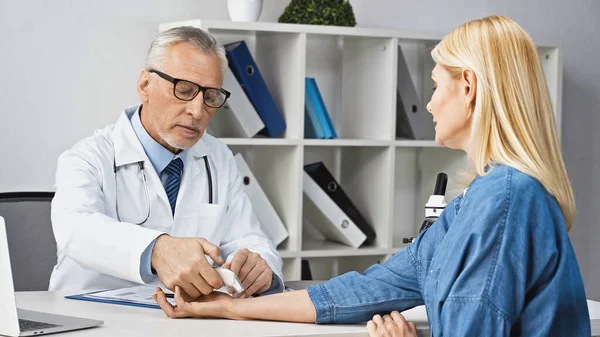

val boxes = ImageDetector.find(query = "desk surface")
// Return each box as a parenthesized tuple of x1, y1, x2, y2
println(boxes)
(14, 290, 429, 337)
(14, 290, 600, 337)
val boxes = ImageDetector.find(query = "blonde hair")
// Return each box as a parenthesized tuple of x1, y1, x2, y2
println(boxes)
(431, 15, 576, 230)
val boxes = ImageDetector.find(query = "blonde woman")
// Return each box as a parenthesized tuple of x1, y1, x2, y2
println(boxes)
(152, 15, 590, 336)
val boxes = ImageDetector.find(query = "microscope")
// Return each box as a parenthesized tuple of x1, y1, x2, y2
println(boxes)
(403, 172, 448, 244)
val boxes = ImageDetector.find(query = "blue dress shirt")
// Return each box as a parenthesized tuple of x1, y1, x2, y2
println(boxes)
(130, 107, 282, 294)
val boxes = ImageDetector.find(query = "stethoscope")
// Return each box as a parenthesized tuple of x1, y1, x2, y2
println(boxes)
(113, 156, 213, 225)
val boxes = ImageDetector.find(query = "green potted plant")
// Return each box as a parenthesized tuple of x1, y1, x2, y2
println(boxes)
(278, 0, 357, 27)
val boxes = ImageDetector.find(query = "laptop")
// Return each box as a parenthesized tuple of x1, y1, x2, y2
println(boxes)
(0, 216, 103, 336)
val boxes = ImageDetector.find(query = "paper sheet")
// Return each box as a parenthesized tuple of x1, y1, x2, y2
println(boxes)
(81, 281, 236, 308)
(84, 283, 177, 306)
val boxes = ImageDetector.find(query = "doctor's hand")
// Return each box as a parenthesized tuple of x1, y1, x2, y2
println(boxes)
(366, 312, 418, 337)
(222, 248, 273, 298)
(151, 235, 225, 299)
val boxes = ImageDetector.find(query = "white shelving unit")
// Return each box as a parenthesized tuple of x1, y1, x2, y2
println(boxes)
(158, 20, 563, 281)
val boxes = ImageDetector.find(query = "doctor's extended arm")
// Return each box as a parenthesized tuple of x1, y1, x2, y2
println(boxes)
(51, 149, 163, 284)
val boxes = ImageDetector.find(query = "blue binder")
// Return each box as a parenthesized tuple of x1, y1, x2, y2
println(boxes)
(305, 86, 326, 139)
(305, 78, 337, 139)
(224, 41, 286, 138)
(305, 107, 323, 139)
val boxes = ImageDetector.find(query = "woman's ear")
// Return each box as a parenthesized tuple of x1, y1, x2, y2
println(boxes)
(137, 70, 151, 103)
(462, 69, 477, 109)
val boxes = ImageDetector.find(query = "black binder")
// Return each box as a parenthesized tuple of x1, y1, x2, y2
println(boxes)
(301, 260, 313, 280)
(303, 162, 376, 246)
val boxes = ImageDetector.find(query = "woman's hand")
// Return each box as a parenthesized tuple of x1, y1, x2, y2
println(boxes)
(152, 286, 242, 319)
(366, 311, 418, 337)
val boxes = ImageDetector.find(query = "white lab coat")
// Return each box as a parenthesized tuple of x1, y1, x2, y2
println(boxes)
(49, 107, 283, 291)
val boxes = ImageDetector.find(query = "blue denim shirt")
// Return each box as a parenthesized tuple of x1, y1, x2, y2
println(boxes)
(307, 165, 590, 336)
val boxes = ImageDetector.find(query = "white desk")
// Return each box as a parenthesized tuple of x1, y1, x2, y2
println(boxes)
(14, 291, 600, 337)
(14, 290, 429, 337)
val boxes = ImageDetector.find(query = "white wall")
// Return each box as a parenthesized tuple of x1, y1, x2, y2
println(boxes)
(0, 0, 288, 191)
(1, 0, 599, 299)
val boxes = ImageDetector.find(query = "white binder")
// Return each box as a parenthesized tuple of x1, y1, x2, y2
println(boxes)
(209, 70, 265, 138)
(234, 153, 288, 246)
(395, 46, 435, 140)
(302, 171, 367, 248)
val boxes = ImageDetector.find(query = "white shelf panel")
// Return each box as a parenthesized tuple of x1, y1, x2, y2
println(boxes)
(302, 139, 393, 147)
(395, 139, 441, 147)
(160, 20, 557, 50)
(279, 244, 408, 258)
(299, 240, 401, 258)
(220, 138, 440, 147)
(219, 138, 300, 146)
(279, 250, 299, 259)
(159, 20, 442, 40)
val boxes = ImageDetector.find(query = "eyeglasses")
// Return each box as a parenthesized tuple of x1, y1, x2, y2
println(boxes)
(148, 69, 231, 108)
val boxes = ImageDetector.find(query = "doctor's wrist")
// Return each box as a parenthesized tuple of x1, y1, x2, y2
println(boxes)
(151, 234, 171, 271)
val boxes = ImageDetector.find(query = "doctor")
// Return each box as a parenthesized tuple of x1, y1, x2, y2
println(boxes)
(49, 26, 284, 299)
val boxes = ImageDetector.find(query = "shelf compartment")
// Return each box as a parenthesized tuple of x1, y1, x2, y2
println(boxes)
(228, 145, 302, 252)
(282, 257, 301, 281)
(393, 147, 468, 247)
(300, 255, 391, 281)
(302, 145, 395, 249)
(195, 28, 305, 140)
(304, 34, 397, 141)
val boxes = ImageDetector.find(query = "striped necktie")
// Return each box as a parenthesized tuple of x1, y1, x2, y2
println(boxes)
(163, 158, 184, 215)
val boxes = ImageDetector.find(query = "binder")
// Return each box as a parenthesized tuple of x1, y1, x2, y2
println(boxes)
(304, 105, 325, 139)
(303, 78, 326, 139)
(301, 260, 313, 280)
(303, 171, 367, 248)
(234, 153, 288, 246)
(210, 70, 265, 138)
(304, 162, 376, 245)
(396, 46, 435, 140)
(224, 41, 286, 138)
(305, 78, 337, 139)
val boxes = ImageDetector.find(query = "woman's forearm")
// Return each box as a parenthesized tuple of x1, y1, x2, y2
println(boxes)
(231, 289, 316, 323)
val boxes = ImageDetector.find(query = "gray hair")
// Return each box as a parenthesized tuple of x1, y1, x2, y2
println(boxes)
(145, 26, 228, 78)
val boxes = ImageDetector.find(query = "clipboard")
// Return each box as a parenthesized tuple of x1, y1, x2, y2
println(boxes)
(65, 285, 175, 310)
(65, 291, 161, 309)
(64, 270, 242, 310)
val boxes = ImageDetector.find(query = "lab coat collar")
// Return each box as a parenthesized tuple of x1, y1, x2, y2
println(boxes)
(113, 106, 211, 169)
(113, 107, 147, 168)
